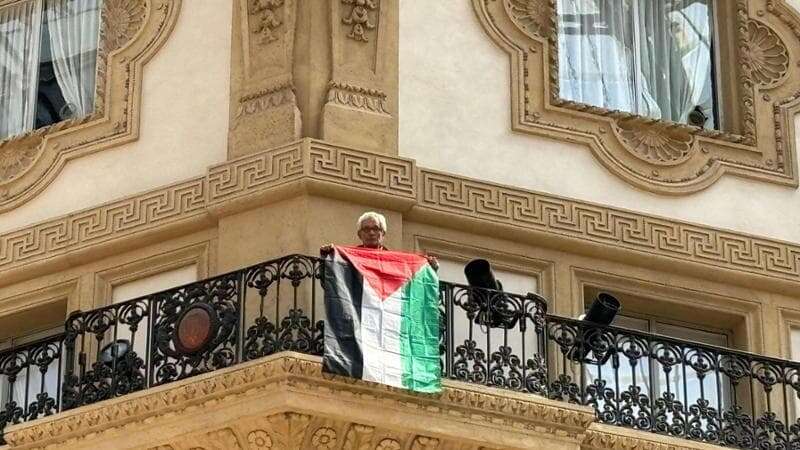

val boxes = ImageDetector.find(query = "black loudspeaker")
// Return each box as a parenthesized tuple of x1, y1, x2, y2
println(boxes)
(583, 293, 620, 326)
(464, 259, 499, 290)
(464, 259, 517, 329)
(568, 293, 621, 363)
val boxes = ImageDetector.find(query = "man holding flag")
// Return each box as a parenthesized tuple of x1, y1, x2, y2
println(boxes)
(320, 212, 442, 393)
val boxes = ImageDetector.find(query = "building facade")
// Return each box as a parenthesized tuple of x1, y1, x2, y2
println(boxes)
(1, 0, 800, 449)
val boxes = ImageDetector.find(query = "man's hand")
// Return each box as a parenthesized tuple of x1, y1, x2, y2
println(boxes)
(426, 255, 439, 271)
(320, 243, 334, 256)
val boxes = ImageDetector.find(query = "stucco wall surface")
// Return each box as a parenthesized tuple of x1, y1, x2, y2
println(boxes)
(398, 1, 800, 243)
(0, 1, 232, 234)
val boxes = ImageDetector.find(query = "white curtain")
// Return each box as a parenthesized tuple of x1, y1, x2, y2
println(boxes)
(0, 0, 43, 140)
(558, 0, 715, 127)
(45, 0, 101, 119)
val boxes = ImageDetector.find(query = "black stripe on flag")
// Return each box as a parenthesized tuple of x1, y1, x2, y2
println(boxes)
(322, 253, 363, 378)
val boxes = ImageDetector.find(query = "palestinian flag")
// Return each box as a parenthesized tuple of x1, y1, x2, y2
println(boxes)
(323, 246, 441, 393)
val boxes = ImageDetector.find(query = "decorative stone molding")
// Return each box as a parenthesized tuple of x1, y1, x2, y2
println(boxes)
(235, 81, 298, 119)
(0, 0, 181, 211)
(326, 81, 390, 115)
(3, 139, 800, 291)
(341, 0, 379, 42)
(613, 118, 695, 166)
(472, 0, 800, 194)
(306, 142, 415, 198)
(2, 352, 730, 450)
(4, 353, 593, 449)
(583, 424, 725, 450)
(103, 0, 147, 53)
(0, 177, 206, 272)
(747, 19, 790, 87)
(208, 142, 305, 203)
(417, 168, 800, 281)
(248, 0, 286, 45)
(149, 414, 505, 450)
(207, 140, 415, 206)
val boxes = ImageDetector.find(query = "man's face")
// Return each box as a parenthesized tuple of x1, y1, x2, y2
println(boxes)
(357, 218, 385, 248)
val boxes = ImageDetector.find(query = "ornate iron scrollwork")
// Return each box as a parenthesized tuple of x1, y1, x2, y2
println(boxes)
(150, 274, 240, 386)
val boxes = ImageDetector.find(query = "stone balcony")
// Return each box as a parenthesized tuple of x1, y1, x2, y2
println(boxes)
(6, 352, 716, 450)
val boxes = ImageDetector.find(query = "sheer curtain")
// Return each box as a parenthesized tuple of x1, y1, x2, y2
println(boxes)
(0, 0, 43, 139)
(45, 0, 101, 119)
(1, 361, 61, 412)
(557, 0, 716, 128)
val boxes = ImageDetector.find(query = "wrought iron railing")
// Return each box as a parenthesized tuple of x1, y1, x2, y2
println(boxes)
(2, 254, 800, 450)
(0, 334, 65, 445)
(61, 255, 325, 409)
(544, 316, 800, 449)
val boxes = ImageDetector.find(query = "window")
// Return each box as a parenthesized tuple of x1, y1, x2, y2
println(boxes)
(109, 265, 198, 366)
(557, 0, 719, 129)
(582, 291, 733, 419)
(0, 325, 63, 412)
(0, 0, 101, 140)
(605, 311, 730, 406)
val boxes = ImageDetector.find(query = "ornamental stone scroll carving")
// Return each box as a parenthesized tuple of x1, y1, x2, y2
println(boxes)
(0, 0, 181, 211)
(473, 0, 800, 195)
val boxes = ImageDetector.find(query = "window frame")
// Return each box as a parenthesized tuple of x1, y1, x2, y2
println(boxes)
(0, 0, 104, 140)
(474, 0, 800, 194)
(605, 309, 733, 349)
(0, 0, 181, 212)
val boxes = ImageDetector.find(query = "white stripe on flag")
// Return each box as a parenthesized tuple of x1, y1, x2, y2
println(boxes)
(359, 282, 405, 388)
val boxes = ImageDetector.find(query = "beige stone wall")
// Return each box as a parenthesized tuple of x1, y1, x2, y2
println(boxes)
(0, 1, 232, 234)
(398, 1, 800, 243)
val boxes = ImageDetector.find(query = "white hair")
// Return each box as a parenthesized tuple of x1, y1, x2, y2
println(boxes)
(357, 211, 387, 232)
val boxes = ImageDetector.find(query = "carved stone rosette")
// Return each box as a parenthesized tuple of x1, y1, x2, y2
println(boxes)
(473, 0, 800, 195)
(0, 0, 181, 211)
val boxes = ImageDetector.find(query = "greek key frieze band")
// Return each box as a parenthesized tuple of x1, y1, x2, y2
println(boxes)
(1, 140, 799, 288)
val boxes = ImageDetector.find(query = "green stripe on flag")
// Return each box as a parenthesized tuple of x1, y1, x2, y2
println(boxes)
(401, 264, 441, 393)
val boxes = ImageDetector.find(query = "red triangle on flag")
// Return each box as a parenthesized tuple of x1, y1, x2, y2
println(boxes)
(336, 246, 428, 301)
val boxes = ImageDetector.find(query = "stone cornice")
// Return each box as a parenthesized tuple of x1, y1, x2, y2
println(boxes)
(4, 353, 595, 449)
(1, 139, 800, 294)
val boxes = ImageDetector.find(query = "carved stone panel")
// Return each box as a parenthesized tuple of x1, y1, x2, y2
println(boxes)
(0, 0, 181, 211)
(472, 0, 800, 194)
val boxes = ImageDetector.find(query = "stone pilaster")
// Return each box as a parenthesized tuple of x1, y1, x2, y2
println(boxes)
(229, 0, 301, 159)
(228, 1, 399, 159)
(322, 0, 399, 154)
